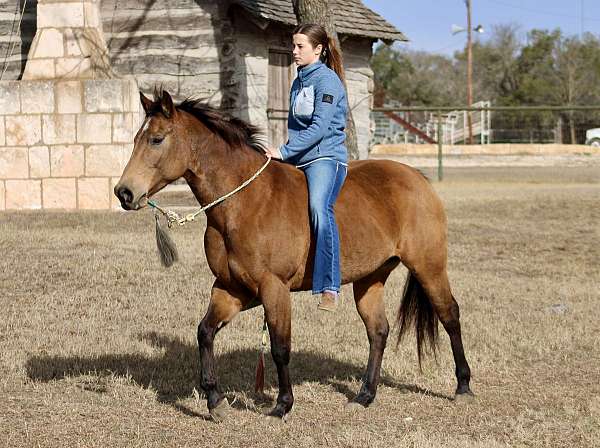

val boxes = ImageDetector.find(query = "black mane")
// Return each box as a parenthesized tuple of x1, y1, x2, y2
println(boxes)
(151, 91, 266, 154)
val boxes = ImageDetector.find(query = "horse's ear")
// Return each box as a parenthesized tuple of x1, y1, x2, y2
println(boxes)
(140, 92, 153, 114)
(161, 90, 175, 119)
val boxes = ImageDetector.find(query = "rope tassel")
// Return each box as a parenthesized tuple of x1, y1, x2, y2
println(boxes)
(254, 318, 268, 395)
(154, 213, 179, 267)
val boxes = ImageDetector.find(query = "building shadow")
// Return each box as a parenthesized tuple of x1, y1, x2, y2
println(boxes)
(25, 331, 452, 418)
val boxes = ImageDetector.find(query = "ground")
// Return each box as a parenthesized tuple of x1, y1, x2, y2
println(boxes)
(0, 162, 599, 447)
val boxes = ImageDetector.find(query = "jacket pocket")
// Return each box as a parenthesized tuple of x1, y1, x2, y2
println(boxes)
(293, 85, 315, 121)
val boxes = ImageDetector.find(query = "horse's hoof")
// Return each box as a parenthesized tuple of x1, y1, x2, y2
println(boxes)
(265, 410, 291, 424)
(454, 391, 475, 404)
(209, 398, 230, 422)
(344, 401, 367, 412)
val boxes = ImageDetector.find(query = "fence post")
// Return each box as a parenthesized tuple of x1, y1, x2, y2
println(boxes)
(437, 110, 443, 181)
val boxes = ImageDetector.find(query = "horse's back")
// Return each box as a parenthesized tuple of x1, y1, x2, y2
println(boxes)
(335, 159, 446, 281)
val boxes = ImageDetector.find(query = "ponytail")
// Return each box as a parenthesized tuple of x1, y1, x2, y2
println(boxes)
(323, 36, 346, 83)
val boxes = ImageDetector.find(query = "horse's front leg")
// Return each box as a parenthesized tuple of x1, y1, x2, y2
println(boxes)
(259, 274, 293, 419)
(198, 280, 244, 420)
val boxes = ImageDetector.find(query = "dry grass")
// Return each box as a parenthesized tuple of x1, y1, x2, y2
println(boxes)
(1, 167, 599, 447)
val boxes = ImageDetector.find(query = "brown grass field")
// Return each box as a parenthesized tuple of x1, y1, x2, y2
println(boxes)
(1, 165, 599, 447)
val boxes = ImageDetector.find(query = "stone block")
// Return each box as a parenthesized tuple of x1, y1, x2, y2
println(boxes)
(50, 145, 84, 177)
(83, 2, 102, 29)
(0, 82, 21, 114)
(29, 146, 50, 178)
(84, 80, 124, 113)
(0, 117, 4, 146)
(85, 145, 127, 177)
(43, 178, 76, 209)
(6, 115, 42, 146)
(0, 147, 28, 179)
(124, 76, 141, 113)
(42, 114, 76, 145)
(5, 180, 41, 209)
(0, 181, 4, 210)
(21, 59, 56, 80)
(112, 113, 134, 143)
(78, 177, 109, 209)
(20, 81, 54, 114)
(55, 57, 92, 79)
(56, 81, 83, 114)
(77, 114, 111, 143)
(64, 28, 107, 59)
(37, 3, 84, 28)
(30, 29, 64, 59)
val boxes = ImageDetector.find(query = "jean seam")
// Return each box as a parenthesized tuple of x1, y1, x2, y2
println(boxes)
(326, 162, 340, 291)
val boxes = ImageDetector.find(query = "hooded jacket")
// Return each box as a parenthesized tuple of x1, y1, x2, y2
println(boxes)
(278, 60, 348, 167)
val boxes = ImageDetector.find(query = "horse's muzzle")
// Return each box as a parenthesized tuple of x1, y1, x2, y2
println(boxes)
(114, 184, 145, 210)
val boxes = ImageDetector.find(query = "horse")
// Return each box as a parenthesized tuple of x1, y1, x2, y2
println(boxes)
(114, 90, 473, 421)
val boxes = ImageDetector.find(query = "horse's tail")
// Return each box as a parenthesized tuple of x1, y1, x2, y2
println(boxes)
(396, 272, 439, 368)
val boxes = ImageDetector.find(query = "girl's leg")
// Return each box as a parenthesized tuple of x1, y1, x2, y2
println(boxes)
(302, 160, 347, 303)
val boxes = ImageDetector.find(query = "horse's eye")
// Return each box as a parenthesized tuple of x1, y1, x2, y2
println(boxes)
(150, 136, 165, 146)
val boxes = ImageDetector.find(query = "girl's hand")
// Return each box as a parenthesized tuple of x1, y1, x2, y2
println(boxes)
(264, 147, 283, 159)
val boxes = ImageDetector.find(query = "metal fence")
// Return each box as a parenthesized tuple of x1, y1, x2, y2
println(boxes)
(370, 105, 600, 180)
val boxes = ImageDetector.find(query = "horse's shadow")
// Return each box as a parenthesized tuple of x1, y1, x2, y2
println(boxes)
(25, 331, 451, 417)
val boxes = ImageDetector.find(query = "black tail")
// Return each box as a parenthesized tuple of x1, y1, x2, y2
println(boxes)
(396, 273, 439, 368)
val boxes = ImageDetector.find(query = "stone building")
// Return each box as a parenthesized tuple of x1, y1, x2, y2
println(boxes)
(1, 0, 406, 156)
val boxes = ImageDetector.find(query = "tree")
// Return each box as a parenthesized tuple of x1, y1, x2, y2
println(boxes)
(292, 0, 359, 160)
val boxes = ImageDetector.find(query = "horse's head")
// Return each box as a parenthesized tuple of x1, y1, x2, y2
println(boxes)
(114, 90, 191, 210)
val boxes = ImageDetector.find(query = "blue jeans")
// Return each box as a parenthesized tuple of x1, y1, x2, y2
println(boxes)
(300, 159, 347, 294)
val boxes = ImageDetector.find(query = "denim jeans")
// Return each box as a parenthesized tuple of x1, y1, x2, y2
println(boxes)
(300, 159, 347, 294)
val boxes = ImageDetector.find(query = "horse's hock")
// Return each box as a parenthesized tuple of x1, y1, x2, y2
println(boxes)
(0, 0, 142, 210)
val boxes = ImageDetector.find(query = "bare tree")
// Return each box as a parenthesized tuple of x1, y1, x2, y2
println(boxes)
(293, 0, 360, 159)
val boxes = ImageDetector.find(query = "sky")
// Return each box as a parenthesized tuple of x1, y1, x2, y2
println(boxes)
(362, 0, 600, 55)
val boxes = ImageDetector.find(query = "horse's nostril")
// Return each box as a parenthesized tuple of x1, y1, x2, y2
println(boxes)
(117, 186, 134, 205)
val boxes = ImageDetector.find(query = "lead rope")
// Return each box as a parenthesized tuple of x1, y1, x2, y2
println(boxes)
(148, 155, 273, 389)
(254, 318, 269, 394)
(148, 155, 272, 228)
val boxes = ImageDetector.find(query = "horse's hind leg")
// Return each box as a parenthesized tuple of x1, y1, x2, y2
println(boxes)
(349, 266, 394, 408)
(198, 280, 244, 420)
(419, 270, 473, 398)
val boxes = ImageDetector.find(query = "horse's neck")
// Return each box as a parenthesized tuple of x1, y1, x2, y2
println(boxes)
(184, 142, 268, 227)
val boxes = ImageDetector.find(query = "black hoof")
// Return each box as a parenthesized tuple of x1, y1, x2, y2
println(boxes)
(266, 404, 291, 422)
(348, 391, 375, 409)
(208, 397, 230, 422)
(454, 390, 475, 403)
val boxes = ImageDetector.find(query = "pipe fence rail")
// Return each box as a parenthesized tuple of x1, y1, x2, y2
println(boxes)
(371, 105, 600, 181)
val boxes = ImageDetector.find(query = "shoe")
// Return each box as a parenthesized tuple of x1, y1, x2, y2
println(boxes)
(318, 291, 338, 312)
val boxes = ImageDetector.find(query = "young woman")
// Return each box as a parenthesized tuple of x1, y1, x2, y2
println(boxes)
(264, 23, 348, 312)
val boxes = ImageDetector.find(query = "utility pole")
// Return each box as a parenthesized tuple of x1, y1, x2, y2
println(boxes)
(466, 0, 473, 144)
(581, 0, 585, 38)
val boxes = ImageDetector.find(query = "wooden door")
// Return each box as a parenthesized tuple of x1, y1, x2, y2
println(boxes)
(267, 50, 294, 147)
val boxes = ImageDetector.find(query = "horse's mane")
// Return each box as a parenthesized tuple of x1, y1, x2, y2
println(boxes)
(150, 90, 266, 154)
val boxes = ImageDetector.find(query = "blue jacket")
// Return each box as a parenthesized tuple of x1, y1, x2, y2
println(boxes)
(279, 60, 348, 166)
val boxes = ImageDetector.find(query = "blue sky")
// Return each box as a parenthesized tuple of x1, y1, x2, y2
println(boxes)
(362, 0, 600, 55)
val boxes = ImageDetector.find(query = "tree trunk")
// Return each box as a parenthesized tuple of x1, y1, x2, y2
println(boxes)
(293, 0, 360, 160)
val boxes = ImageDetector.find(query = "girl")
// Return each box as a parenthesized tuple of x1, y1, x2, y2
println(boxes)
(265, 23, 348, 311)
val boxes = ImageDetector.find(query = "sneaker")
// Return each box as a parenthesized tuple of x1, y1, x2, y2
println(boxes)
(318, 291, 338, 312)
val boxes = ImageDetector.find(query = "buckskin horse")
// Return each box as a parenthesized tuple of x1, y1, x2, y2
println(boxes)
(114, 90, 473, 421)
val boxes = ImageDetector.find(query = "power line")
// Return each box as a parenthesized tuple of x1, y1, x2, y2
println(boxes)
(484, 0, 600, 22)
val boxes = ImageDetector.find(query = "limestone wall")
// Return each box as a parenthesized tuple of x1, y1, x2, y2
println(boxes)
(0, 78, 142, 210)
